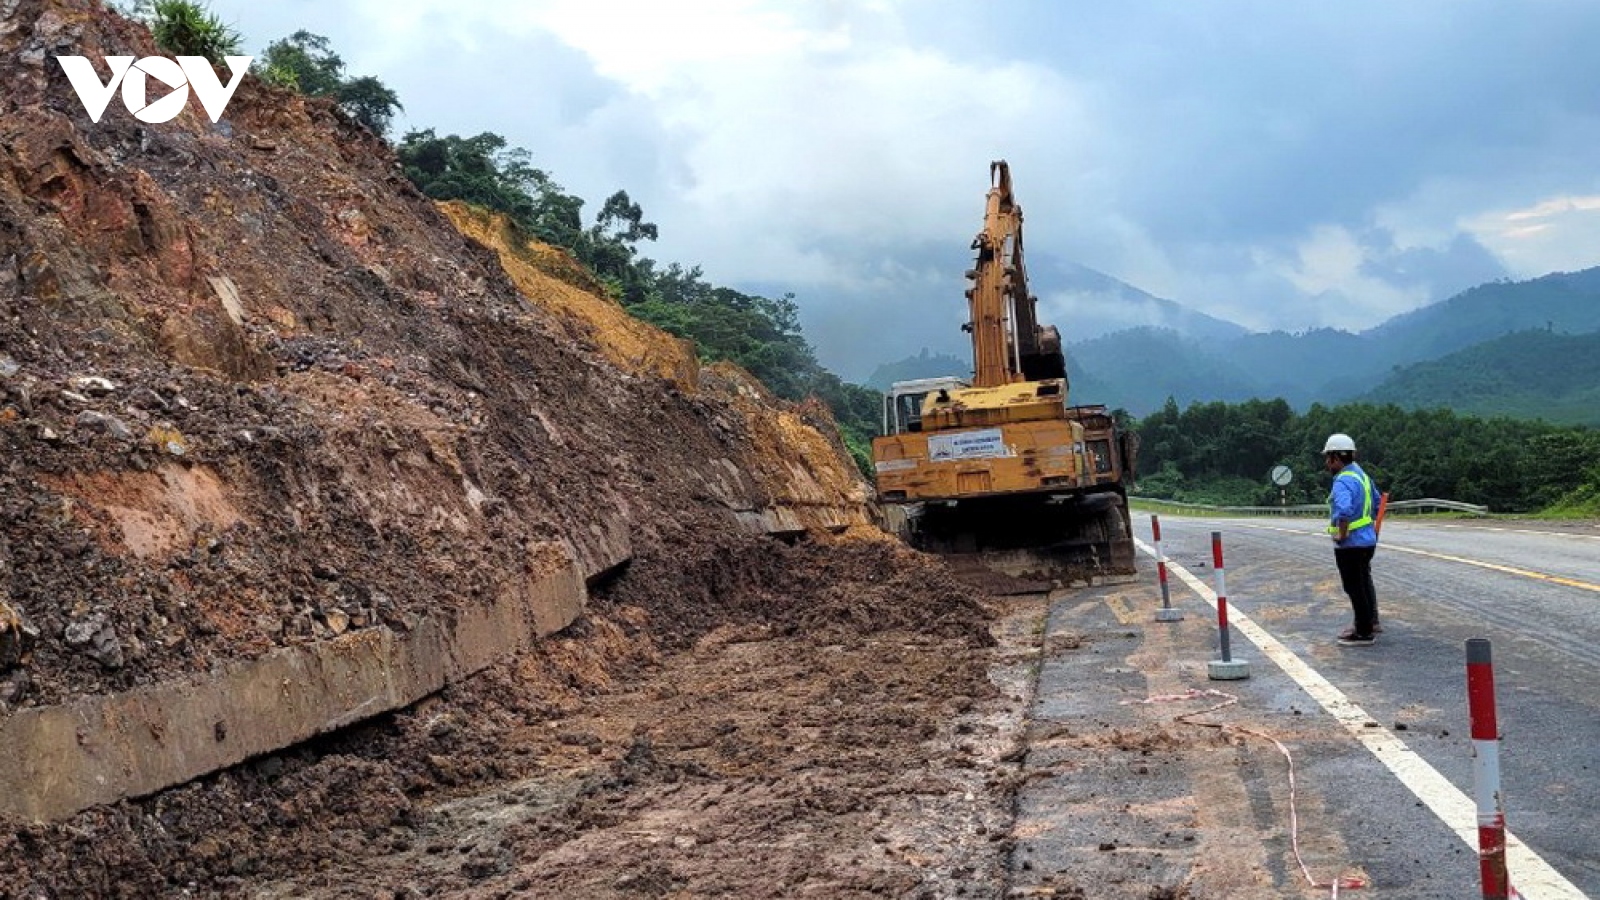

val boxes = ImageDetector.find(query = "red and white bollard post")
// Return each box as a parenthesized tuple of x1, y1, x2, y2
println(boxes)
(1206, 530, 1249, 680)
(1152, 515, 1183, 622)
(1467, 638, 1517, 900)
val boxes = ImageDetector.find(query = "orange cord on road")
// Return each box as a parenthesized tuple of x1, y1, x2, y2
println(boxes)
(1125, 689, 1368, 897)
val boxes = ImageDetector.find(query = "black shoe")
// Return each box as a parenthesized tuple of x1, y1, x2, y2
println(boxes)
(1338, 633, 1376, 646)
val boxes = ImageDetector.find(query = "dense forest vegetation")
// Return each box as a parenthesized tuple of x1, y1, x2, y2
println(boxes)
(1358, 329, 1600, 426)
(1134, 397, 1600, 515)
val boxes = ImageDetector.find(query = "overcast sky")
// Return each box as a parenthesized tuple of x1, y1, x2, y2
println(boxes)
(197, 0, 1600, 380)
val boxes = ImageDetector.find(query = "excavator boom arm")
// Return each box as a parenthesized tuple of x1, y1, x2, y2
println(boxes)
(966, 161, 1064, 388)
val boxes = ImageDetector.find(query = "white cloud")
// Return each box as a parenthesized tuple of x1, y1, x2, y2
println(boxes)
(1504, 195, 1600, 222)
(1464, 194, 1600, 277)
(197, 0, 1600, 375)
(1262, 225, 1429, 330)
(526, 9, 1093, 290)
(534, 0, 833, 93)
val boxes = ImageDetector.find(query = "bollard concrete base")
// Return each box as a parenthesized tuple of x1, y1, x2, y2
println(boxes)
(1207, 658, 1251, 680)
(1154, 607, 1184, 622)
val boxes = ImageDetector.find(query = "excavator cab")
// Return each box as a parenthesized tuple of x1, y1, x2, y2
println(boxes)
(882, 377, 969, 436)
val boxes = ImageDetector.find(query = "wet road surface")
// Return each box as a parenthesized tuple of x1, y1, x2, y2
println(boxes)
(1009, 516, 1599, 898)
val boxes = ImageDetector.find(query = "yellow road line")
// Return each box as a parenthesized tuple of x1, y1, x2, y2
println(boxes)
(1382, 544, 1600, 593)
(1237, 521, 1600, 594)
(1434, 524, 1600, 542)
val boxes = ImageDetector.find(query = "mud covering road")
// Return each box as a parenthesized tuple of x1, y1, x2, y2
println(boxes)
(1009, 581, 1358, 900)
(0, 538, 1033, 899)
(249, 560, 1021, 899)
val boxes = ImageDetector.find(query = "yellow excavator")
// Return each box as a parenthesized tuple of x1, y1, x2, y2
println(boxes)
(871, 160, 1136, 584)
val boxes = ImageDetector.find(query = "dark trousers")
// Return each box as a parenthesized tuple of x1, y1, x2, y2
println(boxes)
(1335, 545, 1378, 636)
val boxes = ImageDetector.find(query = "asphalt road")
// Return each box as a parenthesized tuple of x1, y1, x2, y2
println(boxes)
(1134, 515, 1600, 897)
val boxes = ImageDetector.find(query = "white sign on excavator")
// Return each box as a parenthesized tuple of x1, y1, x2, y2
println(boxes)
(56, 56, 251, 124)
(928, 428, 1009, 461)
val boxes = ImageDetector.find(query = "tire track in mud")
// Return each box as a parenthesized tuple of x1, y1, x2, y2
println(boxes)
(241, 606, 1027, 899)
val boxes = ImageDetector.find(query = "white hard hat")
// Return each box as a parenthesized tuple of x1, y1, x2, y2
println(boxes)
(1323, 433, 1356, 453)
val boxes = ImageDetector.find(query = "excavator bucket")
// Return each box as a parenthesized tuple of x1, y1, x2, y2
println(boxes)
(904, 489, 1135, 590)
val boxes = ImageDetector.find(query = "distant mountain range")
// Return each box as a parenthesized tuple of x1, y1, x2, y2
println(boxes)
(1035, 261, 1249, 344)
(867, 266, 1600, 425)
(1358, 329, 1600, 426)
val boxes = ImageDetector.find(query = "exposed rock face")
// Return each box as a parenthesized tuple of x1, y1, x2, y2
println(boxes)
(0, 0, 876, 817)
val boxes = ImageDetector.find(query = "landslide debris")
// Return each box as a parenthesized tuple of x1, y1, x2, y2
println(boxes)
(3, 537, 1008, 899)
(0, 1, 1012, 897)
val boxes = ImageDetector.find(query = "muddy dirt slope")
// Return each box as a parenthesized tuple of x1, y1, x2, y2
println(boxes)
(0, 0, 874, 708)
(0, 2, 1017, 896)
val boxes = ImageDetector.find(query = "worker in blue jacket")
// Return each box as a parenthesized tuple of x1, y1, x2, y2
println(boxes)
(1323, 433, 1381, 645)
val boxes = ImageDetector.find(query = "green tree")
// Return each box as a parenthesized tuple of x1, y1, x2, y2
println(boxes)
(1522, 431, 1600, 508)
(395, 130, 583, 243)
(396, 132, 663, 304)
(1133, 397, 1600, 513)
(255, 32, 402, 137)
(148, 0, 241, 64)
(627, 269, 821, 401)
(593, 190, 659, 245)
(256, 31, 344, 97)
(336, 75, 404, 137)
(575, 190, 659, 305)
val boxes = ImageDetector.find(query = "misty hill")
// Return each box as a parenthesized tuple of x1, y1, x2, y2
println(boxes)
(870, 325, 1394, 415)
(865, 349, 970, 391)
(1041, 261, 1249, 344)
(1066, 266, 1600, 414)
(1364, 268, 1600, 365)
(1358, 329, 1600, 427)
(863, 345, 1122, 410)
(1064, 328, 1261, 411)
(1221, 327, 1388, 405)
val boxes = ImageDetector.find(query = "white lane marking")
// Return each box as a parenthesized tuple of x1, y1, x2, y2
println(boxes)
(1234, 521, 1600, 595)
(1135, 537, 1589, 899)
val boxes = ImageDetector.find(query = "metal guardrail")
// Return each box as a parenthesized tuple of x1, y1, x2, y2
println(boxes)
(1129, 497, 1490, 517)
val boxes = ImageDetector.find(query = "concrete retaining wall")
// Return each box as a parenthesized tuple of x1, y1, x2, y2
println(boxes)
(0, 490, 863, 823)
(0, 546, 586, 823)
